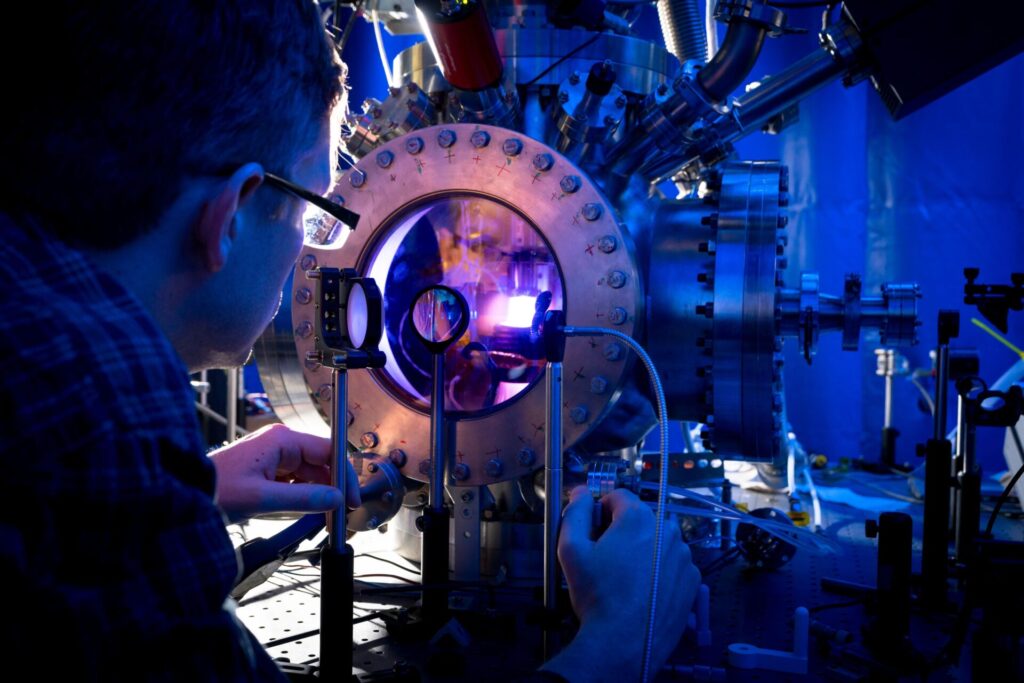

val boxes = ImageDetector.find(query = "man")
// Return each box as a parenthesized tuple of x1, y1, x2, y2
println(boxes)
(0, 2, 698, 680)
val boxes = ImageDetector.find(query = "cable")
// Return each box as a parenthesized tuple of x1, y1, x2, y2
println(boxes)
(356, 553, 420, 575)
(564, 325, 667, 683)
(802, 468, 823, 531)
(908, 375, 936, 415)
(984, 429, 1024, 536)
(371, 9, 393, 88)
(523, 34, 603, 88)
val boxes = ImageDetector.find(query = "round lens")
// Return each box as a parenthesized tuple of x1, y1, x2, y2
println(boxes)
(411, 288, 466, 345)
(347, 283, 369, 349)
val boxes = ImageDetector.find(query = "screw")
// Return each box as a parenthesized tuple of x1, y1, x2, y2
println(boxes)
(582, 203, 603, 221)
(418, 460, 431, 475)
(604, 342, 624, 361)
(598, 235, 618, 253)
(502, 138, 523, 156)
(389, 449, 407, 467)
(590, 376, 608, 394)
(349, 169, 366, 188)
(317, 384, 332, 401)
(485, 459, 504, 478)
(295, 287, 312, 305)
(607, 271, 627, 289)
(437, 129, 456, 148)
(405, 136, 424, 154)
(568, 70, 581, 85)
(559, 175, 581, 194)
(570, 405, 589, 424)
(367, 462, 380, 474)
(360, 432, 379, 449)
(517, 448, 536, 467)
(609, 307, 627, 325)
(376, 150, 395, 168)
(558, 90, 570, 104)
(453, 463, 470, 481)
(299, 254, 317, 271)
(532, 153, 554, 171)
(461, 491, 474, 503)
(471, 130, 491, 148)
(295, 320, 313, 338)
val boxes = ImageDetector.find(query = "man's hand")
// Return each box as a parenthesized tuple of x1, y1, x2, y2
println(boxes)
(543, 486, 700, 683)
(210, 423, 360, 523)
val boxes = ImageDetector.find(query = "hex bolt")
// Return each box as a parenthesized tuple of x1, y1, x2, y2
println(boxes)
(582, 203, 603, 221)
(405, 136, 424, 154)
(517, 448, 536, 467)
(349, 169, 367, 188)
(437, 129, 456, 148)
(570, 405, 589, 424)
(590, 375, 608, 394)
(568, 70, 581, 85)
(598, 235, 618, 253)
(317, 384, 332, 401)
(557, 90, 570, 104)
(389, 449, 407, 467)
(471, 130, 491, 148)
(453, 462, 470, 481)
(532, 153, 554, 172)
(299, 254, 318, 271)
(376, 150, 395, 168)
(559, 174, 582, 194)
(295, 320, 313, 338)
(418, 460, 431, 476)
(607, 271, 627, 289)
(609, 307, 628, 325)
(295, 287, 312, 305)
(485, 459, 504, 478)
(367, 462, 380, 474)
(360, 432, 379, 449)
(502, 138, 523, 156)
(604, 342, 624, 361)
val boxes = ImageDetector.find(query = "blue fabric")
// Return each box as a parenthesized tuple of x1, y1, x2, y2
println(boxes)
(0, 214, 285, 681)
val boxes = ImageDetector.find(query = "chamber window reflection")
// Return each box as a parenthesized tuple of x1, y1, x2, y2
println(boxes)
(367, 195, 564, 415)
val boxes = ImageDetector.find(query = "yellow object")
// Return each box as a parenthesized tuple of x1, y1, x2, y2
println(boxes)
(788, 511, 810, 527)
(971, 317, 1024, 361)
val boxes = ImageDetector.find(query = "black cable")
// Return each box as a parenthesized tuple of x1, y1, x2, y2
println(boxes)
(523, 34, 603, 88)
(984, 428, 1024, 536)
(356, 552, 420, 575)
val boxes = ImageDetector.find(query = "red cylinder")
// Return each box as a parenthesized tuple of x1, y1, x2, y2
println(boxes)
(419, 1, 504, 91)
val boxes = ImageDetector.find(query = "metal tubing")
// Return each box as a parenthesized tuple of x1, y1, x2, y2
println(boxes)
(657, 0, 708, 63)
(226, 367, 239, 443)
(544, 361, 564, 615)
(883, 374, 894, 430)
(429, 353, 446, 512)
(330, 368, 348, 550)
(935, 345, 950, 440)
(697, 19, 767, 101)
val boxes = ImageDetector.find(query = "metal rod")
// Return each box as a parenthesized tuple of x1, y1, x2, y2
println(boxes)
(934, 345, 950, 441)
(883, 374, 894, 430)
(194, 402, 249, 437)
(330, 367, 348, 550)
(225, 367, 239, 443)
(544, 360, 564, 614)
(429, 353, 446, 511)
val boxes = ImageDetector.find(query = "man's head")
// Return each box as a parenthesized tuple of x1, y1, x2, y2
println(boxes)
(1, 1, 347, 369)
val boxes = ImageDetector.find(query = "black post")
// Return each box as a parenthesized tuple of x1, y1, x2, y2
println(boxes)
(866, 512, 913, 656)
(922, 438, 952, 606)
(319, 544, 354, 681)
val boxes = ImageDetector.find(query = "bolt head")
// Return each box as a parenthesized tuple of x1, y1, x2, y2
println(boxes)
(295, 287, 312, 305)
(295, 320, 313, 339)
(437, 129, 456, 148)
(590, 376, 608, 394)
(607, 271, 627, 289)
(367, 462, 380, 473)
(598, 235, 617, 253)
(461, 491, 474, 503)
(471, 130, 491, 148)
(317, 384, 332, 401)
(609, 307, 628, 325)
(376, 150, 395, 168)
(502, 138, 523, 156)
(614, 95, 627, 108)
(485, 459, 504, 478)
(517, 448, 536, 467)
(299, 254, 318, 271)
(389, 449, 407, 467)
(558, 90, 570, 104)
(418, 460, 431, 475)
(603, 115, 618, 127)
(582, 203, 603, 221)
(405, 136, 424, 154)
(453, 463, 470, 481)
(360, 432, 379, 449)
(349, 169, 366, 188)
(568, 71, 581, 85)
(559, 175, 581, 194)
(570, 405, 589, 424)
(604, 342, 624, 361)
(532, 153, 554, 171)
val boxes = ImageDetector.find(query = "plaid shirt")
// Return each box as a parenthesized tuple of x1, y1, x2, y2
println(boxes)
(0, 213, 285, 681)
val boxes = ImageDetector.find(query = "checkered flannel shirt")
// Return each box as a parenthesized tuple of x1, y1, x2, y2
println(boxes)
(0, 213, 286, 681)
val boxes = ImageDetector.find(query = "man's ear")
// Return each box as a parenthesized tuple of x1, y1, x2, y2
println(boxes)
(195, 163, 265, 273)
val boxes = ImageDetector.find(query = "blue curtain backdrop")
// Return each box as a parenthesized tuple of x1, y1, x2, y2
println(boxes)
(319, 8, 1023, 471)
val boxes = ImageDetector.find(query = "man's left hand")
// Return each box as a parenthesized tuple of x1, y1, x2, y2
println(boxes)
(210, 423, 360, 522)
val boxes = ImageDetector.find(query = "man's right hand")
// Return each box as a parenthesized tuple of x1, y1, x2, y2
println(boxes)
(542, 486, 701, 682)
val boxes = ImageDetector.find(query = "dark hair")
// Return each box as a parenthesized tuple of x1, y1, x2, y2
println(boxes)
(1, 1, 345, 249)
